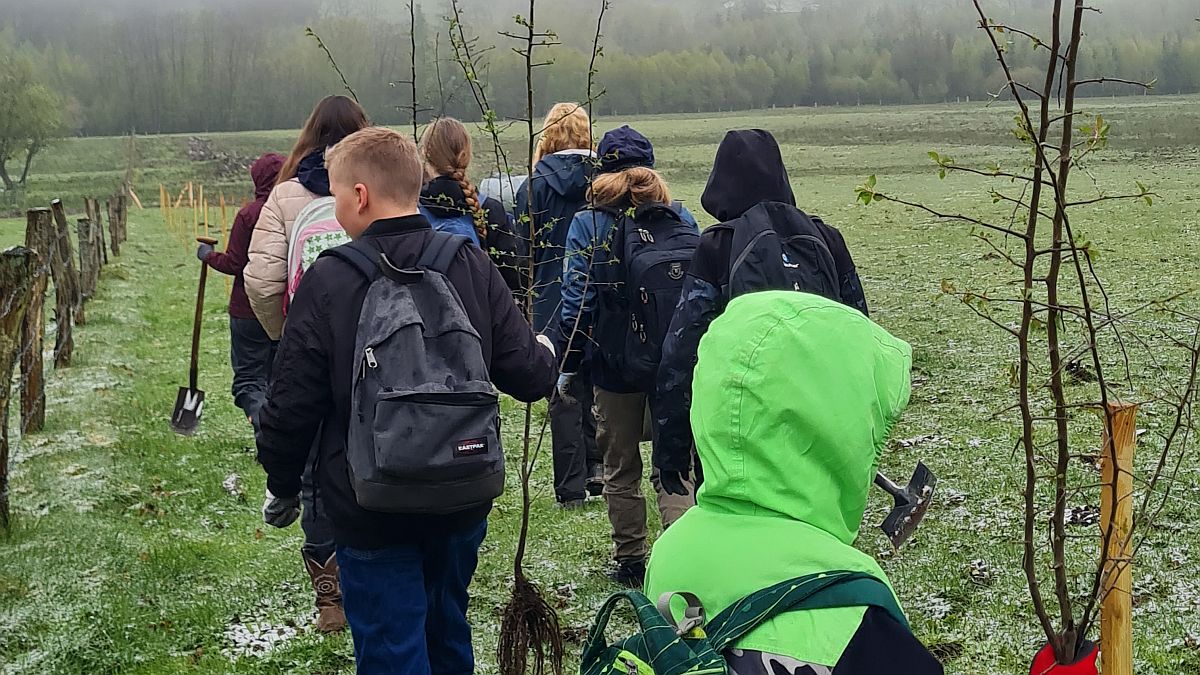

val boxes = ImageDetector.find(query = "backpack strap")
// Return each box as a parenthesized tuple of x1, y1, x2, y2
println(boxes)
(632, 201, 683, 223)
(320, 239, 381, 281)
(703, 570, 909, 653)
(418, 231, 471, 275)
(580, 589, 724, 675)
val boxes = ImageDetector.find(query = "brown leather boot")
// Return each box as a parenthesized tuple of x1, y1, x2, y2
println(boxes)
(303, 552, 346, 633)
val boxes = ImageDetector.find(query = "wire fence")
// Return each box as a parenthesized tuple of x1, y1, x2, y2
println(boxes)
(0, 193, 129, 532)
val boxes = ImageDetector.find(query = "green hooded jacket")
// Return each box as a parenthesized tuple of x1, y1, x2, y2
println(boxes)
(644, 290, 913, 667)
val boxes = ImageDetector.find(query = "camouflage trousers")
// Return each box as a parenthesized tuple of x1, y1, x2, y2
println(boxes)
(593, 387, 695, 561)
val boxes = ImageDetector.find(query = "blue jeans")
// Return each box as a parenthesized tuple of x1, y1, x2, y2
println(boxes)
(337, 520, 488, 675)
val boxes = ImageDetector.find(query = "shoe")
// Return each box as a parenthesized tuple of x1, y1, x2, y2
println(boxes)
(586, 464, 605, 497)
(557, 498, 586, 511)
(607, 557, 646, 589)
(303, 552, 347, 633)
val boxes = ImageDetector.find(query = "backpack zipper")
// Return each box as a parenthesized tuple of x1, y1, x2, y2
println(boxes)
(359, 347, 378, 382)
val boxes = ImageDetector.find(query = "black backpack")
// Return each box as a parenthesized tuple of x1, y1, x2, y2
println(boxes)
(715, 201, 841, 303)
(320, 233, 504, 515)
(594, 202, 698, 387)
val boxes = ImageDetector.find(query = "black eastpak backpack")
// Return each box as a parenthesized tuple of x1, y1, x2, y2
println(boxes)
(716, 201, 841, 303)
(320, 232, 504, 515)
(594, 203, 698, 387)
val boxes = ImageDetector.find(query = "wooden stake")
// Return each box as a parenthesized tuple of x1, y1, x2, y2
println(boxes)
(87, 198, 109, 266)
(106, 198, 121, 256)
(218, 193, 230, 294)
(49, 200, 80, 361)
(1100, 402, 1138, 675)
(76, 218, 98, 300)
(0, 248, 36, 533)
(190, 182, 196, 241)
(20, 209, 53, 434)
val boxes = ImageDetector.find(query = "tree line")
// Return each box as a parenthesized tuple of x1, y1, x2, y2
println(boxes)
(0, 0, 1197, 138)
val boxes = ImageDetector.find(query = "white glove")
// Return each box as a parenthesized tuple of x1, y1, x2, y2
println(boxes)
(536, 333, 556, 357)
(557, 372, 577, 405)
(262, 489, 301, 529)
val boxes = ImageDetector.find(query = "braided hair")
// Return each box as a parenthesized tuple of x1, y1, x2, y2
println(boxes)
(419, 118, 489, 242)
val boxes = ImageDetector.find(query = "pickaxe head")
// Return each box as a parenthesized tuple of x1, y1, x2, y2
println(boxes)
(876, 462, 937, 548)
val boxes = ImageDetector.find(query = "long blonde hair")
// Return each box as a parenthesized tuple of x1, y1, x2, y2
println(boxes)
(589, 166, 672, 208)
(419, 117, 488, 240)
(533, 102, 593, 165)
(278, 95, 369, 186)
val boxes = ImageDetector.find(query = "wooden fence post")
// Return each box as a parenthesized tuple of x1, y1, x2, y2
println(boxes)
(115, 195, 128, 245)
(87, 198, 108, 266)
(45, 201, 77, 368)
(1100, 402, 1138, 675)
(76, 218, 98, 300)
(52, 200, 85, 326)
(20, 209, 53, 435)
(106, 198, 121, 257)
(0, 248, 36, 533)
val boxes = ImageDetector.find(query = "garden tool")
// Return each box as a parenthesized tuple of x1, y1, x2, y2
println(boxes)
(874, 463, 937, 548)
(171, 235, 218, 436)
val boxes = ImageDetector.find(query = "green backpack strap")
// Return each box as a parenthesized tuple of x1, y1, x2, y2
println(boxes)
(581, 590, 724, 675)
(703, 571, 909, 653)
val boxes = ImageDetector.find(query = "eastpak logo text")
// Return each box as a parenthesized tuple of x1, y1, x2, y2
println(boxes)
(455, 437, 488, 457)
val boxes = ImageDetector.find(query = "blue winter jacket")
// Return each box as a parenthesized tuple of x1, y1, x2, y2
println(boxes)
(557, 204, 699, 393)
(516, 150, 596, 334)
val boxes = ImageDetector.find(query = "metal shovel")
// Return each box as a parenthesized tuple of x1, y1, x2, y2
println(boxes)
(171, 236, 218, 436)
(874, 463, 937, 548)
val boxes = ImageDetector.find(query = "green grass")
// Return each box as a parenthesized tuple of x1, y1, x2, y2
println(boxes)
(2, 97, 1200, 673)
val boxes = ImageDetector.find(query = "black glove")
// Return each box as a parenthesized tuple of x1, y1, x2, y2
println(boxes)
(196, 242, 215, 262)
(659, 469, 690, 496)
(262, 490, 301, 528)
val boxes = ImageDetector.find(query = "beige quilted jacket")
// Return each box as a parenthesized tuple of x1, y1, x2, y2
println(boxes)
(245, 178, 319, 340)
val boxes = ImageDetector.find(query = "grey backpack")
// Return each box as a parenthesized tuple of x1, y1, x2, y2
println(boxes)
(320, 232, 504, 514)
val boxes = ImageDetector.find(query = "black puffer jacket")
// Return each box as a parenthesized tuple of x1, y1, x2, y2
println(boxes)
(653, 129, 868, 474)
(421, 175, 525, 293)
(256, 215, 556, 549)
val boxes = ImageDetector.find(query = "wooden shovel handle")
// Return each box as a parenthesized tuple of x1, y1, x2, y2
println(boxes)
(189, 258, 209, 391)
(196, 235, 218, 245)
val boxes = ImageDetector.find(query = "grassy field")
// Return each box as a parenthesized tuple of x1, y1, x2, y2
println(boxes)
(2, 97, 1199, 674)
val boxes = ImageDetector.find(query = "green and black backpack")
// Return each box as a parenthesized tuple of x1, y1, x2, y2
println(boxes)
(581, 570, 907, 675)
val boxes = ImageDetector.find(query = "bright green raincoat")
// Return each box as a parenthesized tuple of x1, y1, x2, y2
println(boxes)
(644, 291, 913, 667)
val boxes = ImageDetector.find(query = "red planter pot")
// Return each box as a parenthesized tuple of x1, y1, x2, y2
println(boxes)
(1029, 640, 1099, 675)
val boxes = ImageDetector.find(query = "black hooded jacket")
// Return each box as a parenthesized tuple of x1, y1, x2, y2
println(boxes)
(421, 175, 525, 293)
(296, 149, 331, 196)
(256, 215, 556, 549)
(515, 150, 595, 334)
(653, 129, 868, 474)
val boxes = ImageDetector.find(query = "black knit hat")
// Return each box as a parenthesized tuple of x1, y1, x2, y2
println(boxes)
(598, 125, 655, 174)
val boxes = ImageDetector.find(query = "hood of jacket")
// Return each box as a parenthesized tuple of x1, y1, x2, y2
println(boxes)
(420, 175, 475, 218)
(691, 290, 912, 545)
(296, 149, 331, 197)
(701, 129, 796, 223)
(251, 153, 285, 200)
(533, 150, 594, 200)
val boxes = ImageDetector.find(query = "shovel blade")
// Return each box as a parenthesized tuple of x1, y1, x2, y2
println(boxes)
(880, 462, 937, 548)
(170, 386, 206, 436)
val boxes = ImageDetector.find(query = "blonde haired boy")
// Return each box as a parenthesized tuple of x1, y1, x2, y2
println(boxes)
(256, 126, 556, 674)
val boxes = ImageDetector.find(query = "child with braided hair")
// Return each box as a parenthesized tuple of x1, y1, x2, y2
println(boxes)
(419, 117, 524, 293)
